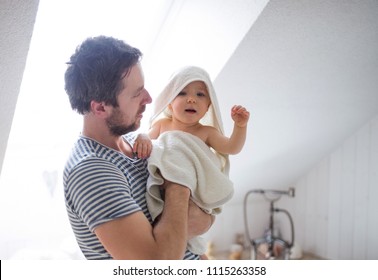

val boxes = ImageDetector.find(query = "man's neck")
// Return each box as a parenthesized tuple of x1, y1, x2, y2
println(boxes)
(82, 118, 134, 157)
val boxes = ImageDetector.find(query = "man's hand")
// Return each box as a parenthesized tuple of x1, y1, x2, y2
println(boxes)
(187, 200, 214, 239)
(133, 133, 152, 158)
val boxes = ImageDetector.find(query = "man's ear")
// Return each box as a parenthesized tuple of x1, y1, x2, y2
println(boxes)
(90, 101, 108, 117)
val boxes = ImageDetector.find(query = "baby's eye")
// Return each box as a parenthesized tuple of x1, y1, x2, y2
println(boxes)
(197, 92, 206, 97)
(177, 91, 186, 96)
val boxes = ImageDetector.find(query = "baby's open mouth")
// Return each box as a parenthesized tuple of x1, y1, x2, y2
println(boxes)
(185, 109, 197, 113)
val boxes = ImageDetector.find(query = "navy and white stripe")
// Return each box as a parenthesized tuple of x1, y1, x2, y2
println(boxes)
(63, 133, 199, 260)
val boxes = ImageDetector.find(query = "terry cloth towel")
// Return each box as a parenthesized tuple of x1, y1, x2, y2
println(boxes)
(146, 130, 234, 255)
(149, 65, 230, 175)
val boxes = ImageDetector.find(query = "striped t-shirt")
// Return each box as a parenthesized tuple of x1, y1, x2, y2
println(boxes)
(63, 133, 199, 260)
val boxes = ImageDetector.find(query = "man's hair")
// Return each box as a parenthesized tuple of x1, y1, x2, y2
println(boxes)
(64, 36, 142, 114)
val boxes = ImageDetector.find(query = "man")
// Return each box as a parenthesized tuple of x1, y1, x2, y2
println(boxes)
(63, 36, 213, 259)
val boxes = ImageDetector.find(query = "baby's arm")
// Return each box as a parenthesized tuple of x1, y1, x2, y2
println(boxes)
(207, 105, 250, 155)
(229, 105, 250, 153)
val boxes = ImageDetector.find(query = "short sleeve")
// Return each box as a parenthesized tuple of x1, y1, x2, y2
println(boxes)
(65, 157, 142, 232)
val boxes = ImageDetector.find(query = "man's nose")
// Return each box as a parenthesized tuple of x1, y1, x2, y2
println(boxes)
(143, 89, 153, 104)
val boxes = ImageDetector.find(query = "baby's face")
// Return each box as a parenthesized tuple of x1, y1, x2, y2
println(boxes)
(169, 81, 211, 123)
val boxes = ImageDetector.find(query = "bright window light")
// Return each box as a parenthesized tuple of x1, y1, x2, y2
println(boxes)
(0, 0, 171, 259)
(0, 0, 268, 259)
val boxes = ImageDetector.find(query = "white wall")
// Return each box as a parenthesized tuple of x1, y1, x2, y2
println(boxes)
(205, 113, 378, 260)
(279, 113, 378, 259)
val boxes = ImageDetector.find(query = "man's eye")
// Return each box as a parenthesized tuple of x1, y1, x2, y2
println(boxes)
(134, 89, 145, 97)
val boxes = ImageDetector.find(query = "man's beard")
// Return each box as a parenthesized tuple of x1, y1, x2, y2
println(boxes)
(106, 108, 138, 136)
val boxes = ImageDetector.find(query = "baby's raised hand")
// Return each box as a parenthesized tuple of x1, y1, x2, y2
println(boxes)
(133, 133, 152, 159)
(231, 105, 250, 128)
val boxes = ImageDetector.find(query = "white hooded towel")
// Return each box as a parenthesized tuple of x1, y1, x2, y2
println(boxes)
(146, 66, 234, 255)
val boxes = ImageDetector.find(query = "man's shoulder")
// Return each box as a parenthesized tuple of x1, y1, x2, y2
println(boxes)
(63, 137, 117, 182)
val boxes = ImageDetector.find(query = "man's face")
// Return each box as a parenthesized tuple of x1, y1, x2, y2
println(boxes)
(106, 63, 152, 136)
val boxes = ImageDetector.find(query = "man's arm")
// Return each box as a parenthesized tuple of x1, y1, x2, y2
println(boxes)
(94, 183, 190, 259)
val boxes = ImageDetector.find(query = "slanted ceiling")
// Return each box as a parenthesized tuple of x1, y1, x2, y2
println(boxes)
(217, 0, 378, 202)
(0, 0, 40, 175)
